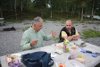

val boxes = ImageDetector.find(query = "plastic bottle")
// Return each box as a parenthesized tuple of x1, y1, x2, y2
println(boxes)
(63, 39, 70, 52)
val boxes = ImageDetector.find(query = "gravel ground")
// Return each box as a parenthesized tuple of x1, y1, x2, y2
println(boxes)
(0, 20, 100, 56)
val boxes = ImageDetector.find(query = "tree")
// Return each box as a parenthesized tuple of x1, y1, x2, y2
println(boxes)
(0, 0, 100, 20)
(33, 0, 47, 17)
(73, 0, 91, 21)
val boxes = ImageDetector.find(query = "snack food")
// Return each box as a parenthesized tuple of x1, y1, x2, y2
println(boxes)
(71, 45, 77, 49)
(76, 54, 85, 63)
(64, 39, 69, 45)
(59, 63, 66, 67)
(76, 58, 85, 63)
(6, 55, 21, 67)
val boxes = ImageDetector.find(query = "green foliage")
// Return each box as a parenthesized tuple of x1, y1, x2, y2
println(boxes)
(0, 0, 100, 21)
(82, 29, 100, 39)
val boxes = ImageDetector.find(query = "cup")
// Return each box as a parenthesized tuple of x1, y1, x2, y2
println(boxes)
(70, 49, 78, 59)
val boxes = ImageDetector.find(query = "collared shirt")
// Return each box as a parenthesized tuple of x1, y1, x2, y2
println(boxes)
(20, 27, 52, 50)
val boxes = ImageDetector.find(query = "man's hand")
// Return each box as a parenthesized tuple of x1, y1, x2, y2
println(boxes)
(67, 36, 73, 41)
(51, 31, 57, 38)
(72, 35, 79, 40)
(30, 40, 38, 47)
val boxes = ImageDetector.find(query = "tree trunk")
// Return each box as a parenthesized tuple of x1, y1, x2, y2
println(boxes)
(21, 0, 23, 13)
(80, 7, 84, 22)
(0, 8, 3, 17)
(50, 0, 52, 19)
(65, 0, 67, 12)
(14, 0, 17, 20)
(10, 0, 13, 11)
(91, 0, 95, 20)
(20, 0, 23, 19)
(71, 7, 74, 17)
(50, 8, 52, 19)
(65, 0, 68, 18)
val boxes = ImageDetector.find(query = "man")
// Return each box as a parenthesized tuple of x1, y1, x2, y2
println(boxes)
(20, 17, 56, 50)
(59, 20, 80, 42)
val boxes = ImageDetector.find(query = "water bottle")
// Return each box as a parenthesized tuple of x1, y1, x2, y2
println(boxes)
(63, 39, 69, 52)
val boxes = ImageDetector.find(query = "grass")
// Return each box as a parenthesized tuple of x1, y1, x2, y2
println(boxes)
(82, 29, 100, 39)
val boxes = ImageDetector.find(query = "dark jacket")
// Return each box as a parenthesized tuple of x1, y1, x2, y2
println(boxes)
(59, 27, 76, 42)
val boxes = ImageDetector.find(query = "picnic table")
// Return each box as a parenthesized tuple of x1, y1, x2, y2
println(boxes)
(0, 39, 100, 67)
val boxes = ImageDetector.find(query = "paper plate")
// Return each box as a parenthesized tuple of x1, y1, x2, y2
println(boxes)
(70, 60, 85, 67)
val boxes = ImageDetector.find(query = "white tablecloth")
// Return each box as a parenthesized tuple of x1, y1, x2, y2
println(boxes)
(0, 39, 100, 67)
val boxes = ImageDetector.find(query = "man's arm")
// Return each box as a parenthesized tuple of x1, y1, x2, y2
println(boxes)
(41, 30, 56, 41)
(61, 30, 80, 41)
(20, 32, 32, 50)
(72, 30, 80, 40)
(61, 31, 73, 41)
(41, 31, 52, 41)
